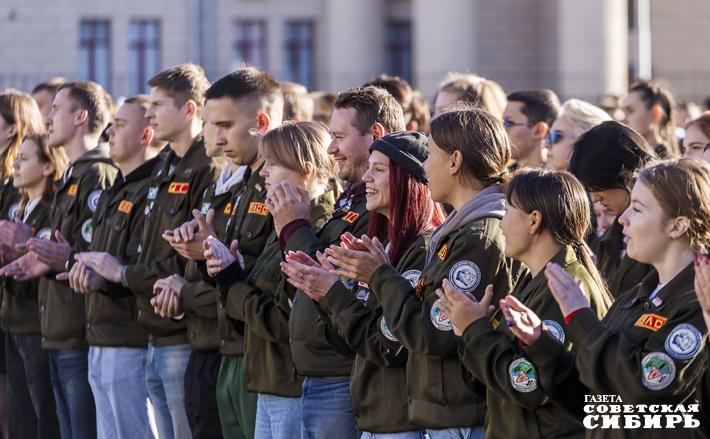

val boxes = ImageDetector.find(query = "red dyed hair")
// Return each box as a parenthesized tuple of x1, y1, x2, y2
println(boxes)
(367, 161, 447, 266)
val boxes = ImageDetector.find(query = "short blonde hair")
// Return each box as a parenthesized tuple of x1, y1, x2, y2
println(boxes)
(558, 99, 611, 138)
(258, 121, 336, 187)
(437, 72, 507, 120)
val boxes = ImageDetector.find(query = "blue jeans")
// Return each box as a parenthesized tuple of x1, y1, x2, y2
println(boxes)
(49, 349, 97, 439)
(300, 377, 357, 439)
(255, 393, 301, 439)
(145, 343, 191, 439)
(88, 346, 153, 439)
(362, 432, 425, 439)
(425, 427, 485, 439)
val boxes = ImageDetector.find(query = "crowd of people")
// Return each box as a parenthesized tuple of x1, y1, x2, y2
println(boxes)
(0, 62, 709, 439)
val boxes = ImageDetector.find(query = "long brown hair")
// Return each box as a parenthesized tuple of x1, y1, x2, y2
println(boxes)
(18, 133, 68, 213)
(505, 168, 612, 308)
(0, 89, 45, 180)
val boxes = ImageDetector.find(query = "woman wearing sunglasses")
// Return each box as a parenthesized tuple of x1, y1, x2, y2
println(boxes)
(498, 159, 710, 439)
(543, 99, 610, 171)
(569, 121, 656, 298)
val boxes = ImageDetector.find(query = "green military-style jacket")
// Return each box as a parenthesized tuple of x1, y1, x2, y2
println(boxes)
(525, 263, 708, 439)
(460, 246, 608, 439)
(368, 215, 526, 430)
(0, 199, 52, 334)
(215, 192, 334, 396)
(285, 183, 371, 377)
(84, 157, 159, 348)
(123, 139, 223, 347)
(317, 235, 428, 433)
(40, 144, 118, 350)
(597, 218, 653, 299)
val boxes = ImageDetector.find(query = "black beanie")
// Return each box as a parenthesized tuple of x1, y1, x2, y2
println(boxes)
(369, 131, 429, 184)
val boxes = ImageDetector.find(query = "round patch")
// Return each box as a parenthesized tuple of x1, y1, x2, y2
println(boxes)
(88, 190, 102, 213)
(430, 299, 453, 331)
(380, 317, 398, 342)
(448, 260, 481, 293)
(148, 187, 158, 200)
(36, 227, 52, 241)
(641, 352, 676, 390)
(8, 202, 19, 221)
(509, 358, 538, 393)
(402, 269, 422, 288)
(81, 219, 93, 243)
(664, 324, 702, 360)
(542, 320, 565, 343)
(201, 202, 211, 215)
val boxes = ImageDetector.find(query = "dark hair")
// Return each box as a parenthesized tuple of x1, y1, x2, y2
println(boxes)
(569, 121, 656, 192)
(628, 79, 678, 155)
(506, 89, 561, 127)
(19, 132, 68, 211)
(147, 63, 211, 113)
(367, 161, 446, 266)
(687, 113, 710, 144)
(205, 67, 283, 120)
(364, 75, 414, 123)
(280, 81, 313, 121)
(32, 77, 66, 96)
(505, 168, 612, 307)
(0, 89, 45, 179)
(333, 86, 406, 135)
(429, 106, 511, 189)
(409, 90, 431, 135)
(56, 81, 112, 135)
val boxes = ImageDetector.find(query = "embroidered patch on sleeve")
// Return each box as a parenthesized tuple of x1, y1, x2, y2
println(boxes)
(36, 227, 52, 241)
(117, 200, 133, 213)
(510, 358, 538, 393)
(634, 314, 668, 331)
(380, 317, 398, 342)
(343, 212, 359, 223)
(641, 352, 675, 390)
(448, 260, 481, 293)
(223, 203, 232, 214)
(81, 219, 93, 243)
(168, 183, 189, 194)
(88, 190, 102, 213)
(247, 202, 268, 216)
(68, 184, 78, 196)
(430, 299, 453, 331)
(664, 324, 702, 360)
(402, 269, 422, 288)
(437, 244, 448, 261)
(542, 320, 565, 343)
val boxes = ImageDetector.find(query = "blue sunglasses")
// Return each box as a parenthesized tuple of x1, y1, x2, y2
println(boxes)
(545, 130, 575, 144)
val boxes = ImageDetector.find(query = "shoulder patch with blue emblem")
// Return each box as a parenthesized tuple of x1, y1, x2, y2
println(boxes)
(664, 324, 702, 360)
(88, 190, 102, 213)
(448, 260, 481, 293)
(430, 299, 453, 331)
(542, 320, 565, 343)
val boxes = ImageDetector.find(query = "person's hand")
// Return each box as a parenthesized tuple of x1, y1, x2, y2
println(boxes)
(0, 218, 33, 254)
(0, 242, 24, 263)
(74, 252, 123, 283)
(26, 231, 71, 272)
(153, 274, 188, 296)
(0, 252, 51, 281)
(163, 209, 216, 261)
(324, 234, 389, 283)
(436, 280, 495, 336)
(544, 263, 590, 317)
(264, 180, 311, 235)
(280, 251, 339, 302)
(499, 295, 543, 346)
(694, 253, 710, 332)
(151, 288, 183, 318)
(204, 237, 243, 276)
(57, 262, 107, 293)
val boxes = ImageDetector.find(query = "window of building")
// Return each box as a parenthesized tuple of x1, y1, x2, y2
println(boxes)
(284, 21, 314, 90)
(79, 20, 111, 91)
(129, 19, 160, 95)
(385, 22, 412, 83)
(233, 21, 267, 71)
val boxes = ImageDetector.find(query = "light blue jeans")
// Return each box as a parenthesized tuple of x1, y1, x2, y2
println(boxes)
(255, 393, 302, 439)
(145, 343, 191, 439)
(362, 431, 425, 438)
(88, 346, 153, 439)
(300, 377, 357, 439)
(49, 349, 97, 439)
(425, 427, 485, 439)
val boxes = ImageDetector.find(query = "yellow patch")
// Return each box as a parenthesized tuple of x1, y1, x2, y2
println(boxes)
(68, 184, 78, 196)
(343, 212, 359, 223)
(168, 183, 189, 194)
(117, 200, 133, 213)
(232, 203, 238, 215)
(634, 314, 667, 331)
(438, 244, 448, 261)
(223, 203, 232, 214)
(248, 202, 269, 216)
(491, 318, 500, 328)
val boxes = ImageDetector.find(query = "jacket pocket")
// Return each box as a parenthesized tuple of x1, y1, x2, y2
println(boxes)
(412, 354, 448, 406)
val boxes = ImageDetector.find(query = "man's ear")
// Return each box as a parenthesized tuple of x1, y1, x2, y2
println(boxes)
(256, 112, 272, 135)
(140, 126, 155, 146)
(370, 123, 386, 140)
(532, 122, 549, 141)
(74, 109, 89, 128)
(184, 100, 198, 120)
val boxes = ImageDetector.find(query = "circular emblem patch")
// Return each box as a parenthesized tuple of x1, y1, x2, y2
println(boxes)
(542, 320, 565, 343)
(380, 317, 398, 342)
(201, 202, 211, 215)
(448, 260, 481, 293)
(664, 324, 702, 360)
(36, 227, 52, 241)
(641, 352, 676, 390)
(8, 202, 19, 221)
(430, 299, 453, 331)
(509, 358, 537, 393)
(402, 269, 422, 288)
(88, 190, 102, 213)
(81, 219, 93, 243)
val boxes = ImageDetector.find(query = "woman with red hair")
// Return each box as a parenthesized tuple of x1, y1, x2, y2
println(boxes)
(281, 131, 445, 438)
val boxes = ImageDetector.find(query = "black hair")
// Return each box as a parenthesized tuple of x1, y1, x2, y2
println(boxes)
(204, 66, 282, 110)
(506, 89, 561, 127)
